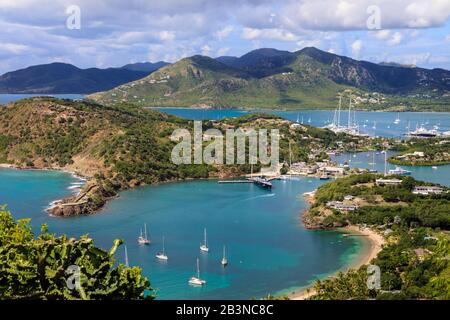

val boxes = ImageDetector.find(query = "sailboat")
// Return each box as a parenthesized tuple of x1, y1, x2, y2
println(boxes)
(124, 245, 129, 267)
(372, 121, 377, 129)
(138, 223, 150, 245)
(368, 152, 377, 173)
(307, 117, 311, 123)
(221, 245, 228, 267)
(296, 113, 300, 124)
(200, 228, 209, 252)
(156, 236, 168, 260)
(188, 258, 206, 286)
(394, 113, 400, 124)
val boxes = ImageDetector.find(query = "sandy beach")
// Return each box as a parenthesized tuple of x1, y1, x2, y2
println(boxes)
(288, 225, 385, 300)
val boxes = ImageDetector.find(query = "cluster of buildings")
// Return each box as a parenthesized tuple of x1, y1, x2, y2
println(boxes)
(288, 161, 346, 176)
(326, 200, 358, 212)
(375, 178, 403, 186)
(394, 151, 425, 161)
(412, 186, 445, 195)
(375, 179, 446, 195)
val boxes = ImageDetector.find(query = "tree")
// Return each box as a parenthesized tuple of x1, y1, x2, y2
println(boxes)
(0, 208, 152, 300)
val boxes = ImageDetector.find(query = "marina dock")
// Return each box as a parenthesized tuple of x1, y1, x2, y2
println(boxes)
(218, 176, 276, 189)
(218, 180, 252, 184)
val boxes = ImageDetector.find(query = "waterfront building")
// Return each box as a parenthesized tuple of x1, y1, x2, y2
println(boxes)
(412, 186, 445, 195)
(375, 178, 403, 186)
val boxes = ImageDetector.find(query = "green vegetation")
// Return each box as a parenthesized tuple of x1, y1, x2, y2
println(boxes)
(303, 174, 450, 300)
(312, 228, 450, 300)
(389, 138, 450, 166)
(1, 97, 374, 215)
(311, 174, 449, 229)
(89, 48, 450, 111)
(0, 207, 152, 299)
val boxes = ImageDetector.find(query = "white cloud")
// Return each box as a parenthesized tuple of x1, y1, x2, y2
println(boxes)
(201, 44, 212, 56)
(296, 39, 322, 49)
(159, 31, 176, 41)
(241, 27, 298, 41)
(351, 40, 363, 58)
(216, 47, 230, 56)
(0, 0, 449, 73)
(372, 30, 391, 40)
(279, 0, 450, 31)
(0, 43, 29, 54)
(388, 32, 403, 46)
(215, 26, 233, 40)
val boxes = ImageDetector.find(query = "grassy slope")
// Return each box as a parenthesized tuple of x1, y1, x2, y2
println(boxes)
(89, 53, 450, 111)
(1, 97, 369, 215)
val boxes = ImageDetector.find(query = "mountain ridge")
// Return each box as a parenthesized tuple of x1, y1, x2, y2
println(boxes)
(0, 62, 166, 94)
(89, 47, 450, 110)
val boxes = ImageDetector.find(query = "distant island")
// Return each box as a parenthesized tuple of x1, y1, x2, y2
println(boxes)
(88, 47, 450, 112)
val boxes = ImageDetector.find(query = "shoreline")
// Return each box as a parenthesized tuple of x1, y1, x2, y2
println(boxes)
(0, 164, 89, 213)
(287, 225, 385, 300)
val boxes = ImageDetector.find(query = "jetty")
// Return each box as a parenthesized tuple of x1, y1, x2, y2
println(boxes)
(218, 176, 276, 189)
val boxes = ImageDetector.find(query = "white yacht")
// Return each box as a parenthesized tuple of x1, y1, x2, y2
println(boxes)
(156, 236, 168, 261)
(406, 125, 439, 138)
(137, 223, 150, 245)
(200, 228, 209, 252)
(188, 258, 206, 286)
(221, 245, 228, 267)
(394, 113, 400, 124)
(388, 166, 411, 176)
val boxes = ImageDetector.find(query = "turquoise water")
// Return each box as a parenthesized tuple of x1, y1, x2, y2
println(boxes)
(332, 151, 450, 187)
(1, 102, 448, 299)
(156, 108, 450, 138)
(0, 94, 84, 104)
(0, 168, 363, 299)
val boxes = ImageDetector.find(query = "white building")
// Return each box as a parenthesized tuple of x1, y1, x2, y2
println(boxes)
(413, 186, 445, 195)
(376, 178, 402, 186)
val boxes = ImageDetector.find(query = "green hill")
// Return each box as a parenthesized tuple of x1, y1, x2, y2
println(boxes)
(1, 97, 363, 216)
(89, 47, 450, 111)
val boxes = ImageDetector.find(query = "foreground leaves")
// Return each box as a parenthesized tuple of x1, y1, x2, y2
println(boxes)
(0, 208, 152, 300)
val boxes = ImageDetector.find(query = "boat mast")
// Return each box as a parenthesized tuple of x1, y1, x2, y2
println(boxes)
(162, 236, 165, 255)
(384, 150, 387, 177)
(223, 245, 226, 260)
(197, 258, 200, 279)
(289, 140, 292, 172)
(337, 95, 342, 128)
(372, 152, 375, 171)
(347, 95, 352, 129)
(124, 245, 129, 267)
(144, 223, 148, 240)
(204, 228, 207, 247)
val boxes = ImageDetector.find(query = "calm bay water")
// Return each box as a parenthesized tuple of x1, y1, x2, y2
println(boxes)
(0, 168, 364, 299)
(332, 150, 450, 187)
(156, 108, 450, 138)
(1, 95, 448, 299)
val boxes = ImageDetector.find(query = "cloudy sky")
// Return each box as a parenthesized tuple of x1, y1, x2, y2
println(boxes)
(0, 0, 450, 74)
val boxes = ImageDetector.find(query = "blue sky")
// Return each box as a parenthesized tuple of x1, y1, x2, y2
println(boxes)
(0, 0, 449, 74)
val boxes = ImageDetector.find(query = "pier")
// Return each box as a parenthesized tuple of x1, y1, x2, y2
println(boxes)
(218, 176, 277, 189)
(218, 180, 252, 184)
